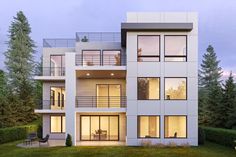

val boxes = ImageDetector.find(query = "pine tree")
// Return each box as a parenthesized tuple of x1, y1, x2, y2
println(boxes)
(199, 45, 223, 126)
(4, 11, 36, 124)
(223, 72, 236, 128)
(0, 70, 8, 128)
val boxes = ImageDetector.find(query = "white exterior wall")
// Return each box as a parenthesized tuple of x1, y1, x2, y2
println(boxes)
(126, 12, 198, 146)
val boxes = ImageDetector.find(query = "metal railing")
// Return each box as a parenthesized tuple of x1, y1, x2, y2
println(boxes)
(75, 52, 126, 66)
(75, 96, 126, 108)
(43, 39, 75, 47)
(37, 67, 65, 76)
(76, 32, 121, 42)
(35, 100, 65, 110)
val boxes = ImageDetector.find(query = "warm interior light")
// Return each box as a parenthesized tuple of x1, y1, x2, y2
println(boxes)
(86, 73, 90, 76)
(110, 73, 114, 76)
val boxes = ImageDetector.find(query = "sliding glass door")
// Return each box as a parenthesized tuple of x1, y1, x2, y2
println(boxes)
(80, 115, 119, 141)
(96, 84, 121, 108)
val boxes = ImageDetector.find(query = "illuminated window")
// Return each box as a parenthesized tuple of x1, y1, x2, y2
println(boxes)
(165, 78, 187, 100)
(138, 78, 160, 100)
(50, 116, 65, 133)
(50, 55, 65, 76)
(138, 116, 160, 138)
(137, 36, 160, 62)
(164, 116, 187, 138)
(164, 36, 187, 61)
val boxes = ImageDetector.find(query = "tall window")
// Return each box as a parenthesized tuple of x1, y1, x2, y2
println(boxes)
(50, 116, 65, 133)
(137, 36, 160, 62)
(50, 87, 65, 109)
(82, 50, 101, 66)
(102, 50, 121, 66)
(138, 78, 160, 100)
(50, 55, 65, 76)
(138, 116, 160, 138)
(164, 78, 187, 100)
(164, 36, 187, 61)
(164, 116, 187, 138)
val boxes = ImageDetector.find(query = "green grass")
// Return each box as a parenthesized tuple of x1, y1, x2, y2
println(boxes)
(0, 141, 235, 157)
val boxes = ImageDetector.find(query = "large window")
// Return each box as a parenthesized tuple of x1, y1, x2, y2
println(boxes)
(80, 115, 119, 141)
(82, 50, 101, 66)
(102, 50, 121, 66)
(137, 36, 160, 62)
(164, 36, 187, 61)
(138, 78, 160, 100)
(138, 116, 160, 138)
(50, 55, 65, 76)
(50, 87, 65, 110)
(164, 116, 187, 138)
(164, 78, 187, 100)
(50, 116, 65, 133)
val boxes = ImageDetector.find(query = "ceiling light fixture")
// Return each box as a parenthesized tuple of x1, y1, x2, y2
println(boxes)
(86, 73, 90, 76)
(110, 73, 114, 76)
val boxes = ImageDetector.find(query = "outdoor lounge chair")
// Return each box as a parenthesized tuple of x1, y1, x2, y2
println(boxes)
(39, 134, 49, 146)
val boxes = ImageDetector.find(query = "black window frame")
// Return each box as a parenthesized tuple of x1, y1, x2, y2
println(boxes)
(137, 115, 161, 139)
(164, 77, 187, 100)
(164, 35, 187, 62)
(50, 115, 65, 133)
(137, 77, 160, 100)
(50, 54, 65, 76)
(164, 115, 187, 139)
(137, 35, 160, 62)
(82, 50, 102, 66)
(102, 49, 122, 66)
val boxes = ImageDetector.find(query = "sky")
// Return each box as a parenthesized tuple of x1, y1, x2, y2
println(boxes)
(0, 0, 236, 78)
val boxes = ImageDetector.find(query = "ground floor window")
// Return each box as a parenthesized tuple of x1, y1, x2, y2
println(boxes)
(50, 115, 65, 133)
(80, 115, 119, 141)
(164, 116, 187, 138)
(138, 116, 160, 138)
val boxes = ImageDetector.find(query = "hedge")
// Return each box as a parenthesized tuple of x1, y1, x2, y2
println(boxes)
(201, 126, 236, 148)
(0, 124, 38, 144)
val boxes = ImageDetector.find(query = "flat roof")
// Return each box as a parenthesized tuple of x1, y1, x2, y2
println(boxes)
(121, 23, 193, 47)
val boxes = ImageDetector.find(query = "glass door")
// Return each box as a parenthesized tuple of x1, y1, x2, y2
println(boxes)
(80, 115, 119, 141)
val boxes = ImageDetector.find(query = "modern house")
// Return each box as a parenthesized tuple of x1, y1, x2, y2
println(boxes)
(35, 12, 198, 146)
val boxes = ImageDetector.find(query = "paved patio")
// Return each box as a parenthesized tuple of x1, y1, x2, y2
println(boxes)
(17, 140, 126, 148)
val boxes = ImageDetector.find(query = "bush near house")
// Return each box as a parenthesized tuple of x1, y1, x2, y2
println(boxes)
(0, 124, 38, 144)
(201, 126, 236, 148)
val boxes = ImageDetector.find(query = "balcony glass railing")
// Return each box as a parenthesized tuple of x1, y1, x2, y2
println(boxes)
(75, 96, 126, 108)
(37, 67, 65, 76)
(35, 100, 65, 110)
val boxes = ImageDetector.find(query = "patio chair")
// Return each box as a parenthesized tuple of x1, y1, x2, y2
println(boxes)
(28, 132, 37, 141)
(39, 134, 50, 146)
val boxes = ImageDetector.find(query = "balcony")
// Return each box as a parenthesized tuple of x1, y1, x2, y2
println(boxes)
(75, 51, 126, 66)
(75, 96, 126, 108)
(76, 32, 120, 42)
(43, 39, 75, 48)
(35, 100, 65, 110)
(37, 67, 65, 76)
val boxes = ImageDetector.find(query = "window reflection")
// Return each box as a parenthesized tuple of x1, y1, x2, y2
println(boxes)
(165, 78, 187, 100)
(138, 36, 160, 62)
(138, 78, 160, 100)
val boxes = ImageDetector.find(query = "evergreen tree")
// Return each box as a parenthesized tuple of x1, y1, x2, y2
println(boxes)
(223, 72, 236, 128)
(4, 11, 36, 124)
(0, 70, 8, 128)
(199, 45, 223, 126)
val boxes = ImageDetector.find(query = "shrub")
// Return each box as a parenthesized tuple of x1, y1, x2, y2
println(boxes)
(65, 134, 72, 147)
(0, 124, 38, 144)
(201, 126, 236, 148)
(198, 127, 205, 145)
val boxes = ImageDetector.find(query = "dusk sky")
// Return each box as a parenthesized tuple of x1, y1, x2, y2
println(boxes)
(0, 0, 236, 77)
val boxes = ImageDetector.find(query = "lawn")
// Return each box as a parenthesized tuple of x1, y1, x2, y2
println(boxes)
(0, 141, 235, 157)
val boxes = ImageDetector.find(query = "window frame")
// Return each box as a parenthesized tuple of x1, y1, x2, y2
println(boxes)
(137, 77, 160, 100)
(164, 77, 187, 100)
(137, 35, 161, 62)
(50, 86, 65, 108)
(164, 35, 187, 62)
(50, 55, 65, 76)
(102, 49, 122, 66)
(164, 115, 188, 139)
(50, 115, 65, 133)
(137, 115, 161, 139)
(82, 50, 102, 66)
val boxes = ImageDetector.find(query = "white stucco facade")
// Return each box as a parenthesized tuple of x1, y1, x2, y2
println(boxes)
(35, 12, 198, 146)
